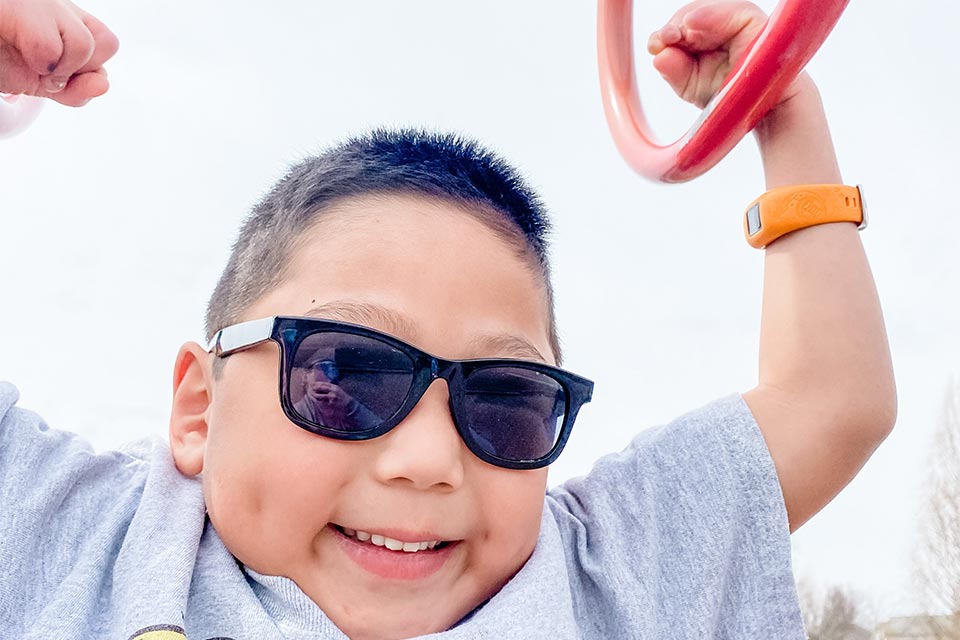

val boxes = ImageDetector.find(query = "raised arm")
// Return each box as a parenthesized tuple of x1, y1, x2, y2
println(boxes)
(649, 1, 896, 531)
(744, 74, 895, 530)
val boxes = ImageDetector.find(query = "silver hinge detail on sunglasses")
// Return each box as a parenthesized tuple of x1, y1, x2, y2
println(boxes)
(209, 316, 277, 356)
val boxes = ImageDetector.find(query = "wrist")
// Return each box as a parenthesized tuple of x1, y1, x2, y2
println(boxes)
(752, 73, 842, 189)
(753, 73, 822, 145)
(744, 184, 866, 249)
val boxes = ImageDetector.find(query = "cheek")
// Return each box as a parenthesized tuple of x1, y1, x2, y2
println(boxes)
(201, 357, 363, 569)
(474, 467, 547, 568)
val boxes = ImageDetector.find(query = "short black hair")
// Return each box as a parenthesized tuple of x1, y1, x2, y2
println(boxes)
(205, 128, 560, 364)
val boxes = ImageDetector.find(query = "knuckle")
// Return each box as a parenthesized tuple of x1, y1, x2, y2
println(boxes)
(72, 29, 97, 62)
(23, 38, 62, 71)
(99, 31, 120, 58)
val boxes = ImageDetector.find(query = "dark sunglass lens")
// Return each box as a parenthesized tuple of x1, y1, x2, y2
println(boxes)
(461, 366, 567, 462)
(290, 331, 416, 433)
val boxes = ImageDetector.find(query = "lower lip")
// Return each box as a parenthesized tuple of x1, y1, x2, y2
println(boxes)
(332, 525, 459, 580)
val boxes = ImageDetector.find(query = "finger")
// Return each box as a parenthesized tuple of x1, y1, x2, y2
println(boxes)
(647, 24, 682, 55)
(46, 9, 96, 84)
(0, 43, 38, 94)
(11, 14, 64, 78)
(46, 67, 108, 107)
(678, 2, 763, 52)
(76, 9, 119, 73)
(682, 1, 761, 32)
(650, 0, 709, 54)
(661, 0, 723, 35)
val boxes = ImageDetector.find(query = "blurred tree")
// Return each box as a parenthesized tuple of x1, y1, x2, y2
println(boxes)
(798, 580, 870, 640)
(914, 378, 960, 638)
(797, 579, 823, 634)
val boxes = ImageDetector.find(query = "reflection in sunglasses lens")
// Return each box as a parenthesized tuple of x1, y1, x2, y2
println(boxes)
(292, 332, 415, 432)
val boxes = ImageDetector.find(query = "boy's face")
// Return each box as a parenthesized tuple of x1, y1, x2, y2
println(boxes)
(194, 194, 555, 640)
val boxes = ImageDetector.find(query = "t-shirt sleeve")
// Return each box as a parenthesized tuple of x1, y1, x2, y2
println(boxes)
(0, 382, 147, 634)
(546, 394, 805, 639)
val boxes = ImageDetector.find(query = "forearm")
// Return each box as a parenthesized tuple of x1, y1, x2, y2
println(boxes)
(751, 77, 895, 421)
(753, 225, 895, 420)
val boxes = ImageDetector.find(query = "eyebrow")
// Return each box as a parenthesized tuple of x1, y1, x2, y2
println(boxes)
(303, 301, 420, 341)
(468, 334, 547, 363)
(302, 301, 547, 363)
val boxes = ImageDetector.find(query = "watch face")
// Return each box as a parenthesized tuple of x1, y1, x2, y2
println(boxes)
(747, 203, 762, 236)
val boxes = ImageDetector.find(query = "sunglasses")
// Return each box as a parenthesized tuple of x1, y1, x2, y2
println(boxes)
(207, 316, 594, 470)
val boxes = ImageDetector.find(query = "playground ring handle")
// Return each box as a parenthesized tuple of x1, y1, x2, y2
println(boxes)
(598, 0, 851, 183)
(0, 94, 44, 139)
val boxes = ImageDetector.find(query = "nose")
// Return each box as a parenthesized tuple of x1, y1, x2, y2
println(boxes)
(371, 379, 466, 491)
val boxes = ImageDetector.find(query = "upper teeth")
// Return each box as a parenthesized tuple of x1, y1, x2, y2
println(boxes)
(342, 527, 441, 552)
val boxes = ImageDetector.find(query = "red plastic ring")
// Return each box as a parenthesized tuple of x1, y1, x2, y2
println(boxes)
(0, 94, 43, 139)
(598, 0, 850, 182)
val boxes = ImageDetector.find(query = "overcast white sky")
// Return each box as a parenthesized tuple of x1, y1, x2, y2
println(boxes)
(1, 0, 957, 622)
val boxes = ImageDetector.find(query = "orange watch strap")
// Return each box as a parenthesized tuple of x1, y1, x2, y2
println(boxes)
(744, 184, 868, 249)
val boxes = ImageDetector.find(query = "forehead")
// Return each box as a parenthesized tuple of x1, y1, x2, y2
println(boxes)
(246, 193, 554, 362)
(314, 192, 535, 259)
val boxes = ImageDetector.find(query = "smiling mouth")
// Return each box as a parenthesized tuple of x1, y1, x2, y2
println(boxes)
(332, 524, 452, 553)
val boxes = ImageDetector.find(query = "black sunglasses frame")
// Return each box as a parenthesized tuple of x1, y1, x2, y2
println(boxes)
(208, 316, 594, 470)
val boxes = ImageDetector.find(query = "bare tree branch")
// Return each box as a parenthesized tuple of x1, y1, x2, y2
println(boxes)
(914, 377, 960, 638)
(797, 580, 869, 639)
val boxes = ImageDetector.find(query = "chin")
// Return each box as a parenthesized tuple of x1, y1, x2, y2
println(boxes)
(338, 606, 464, 640)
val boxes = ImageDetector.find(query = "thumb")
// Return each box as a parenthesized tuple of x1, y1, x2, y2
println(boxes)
(47, 67, 109, 107)
(652, 46, 697, 99)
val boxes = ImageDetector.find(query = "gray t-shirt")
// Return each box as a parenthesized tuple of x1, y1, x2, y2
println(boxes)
(0, 381, 804, 639)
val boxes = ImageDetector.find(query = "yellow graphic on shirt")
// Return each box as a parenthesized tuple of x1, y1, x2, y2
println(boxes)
(129, 626, 185, 640)
(128, 624, 235, 640)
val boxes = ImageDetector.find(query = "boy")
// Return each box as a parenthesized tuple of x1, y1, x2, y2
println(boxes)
(0, 0, 896, 638)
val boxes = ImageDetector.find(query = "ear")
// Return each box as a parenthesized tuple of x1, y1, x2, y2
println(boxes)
(169, 341, 214, 477)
